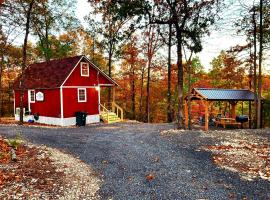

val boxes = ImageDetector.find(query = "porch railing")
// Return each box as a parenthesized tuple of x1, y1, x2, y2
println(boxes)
(101, 102, 124, 121)
(112, 102, 123, 121)
(99, 103, 110, 123)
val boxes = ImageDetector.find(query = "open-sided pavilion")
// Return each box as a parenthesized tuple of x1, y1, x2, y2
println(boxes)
(184, 88, 257, 131)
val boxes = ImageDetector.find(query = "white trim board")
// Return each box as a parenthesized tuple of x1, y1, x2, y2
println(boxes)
(28, 90, 35, 112)
(83, 56, 119, 86)
(99, 84, 114, 87)
(80, 62, 89, 77)
(62, 86, 97, 89)
(77, 88, 87, 102)
(61, 56, 84, 87)
(60, 55, 118, 87)
(60, 86, 64, 120)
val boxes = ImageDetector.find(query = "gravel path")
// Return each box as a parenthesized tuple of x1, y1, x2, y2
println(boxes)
(0, 123, 269, 199)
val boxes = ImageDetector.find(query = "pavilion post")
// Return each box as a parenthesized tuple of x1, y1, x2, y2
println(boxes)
(184, 100, 188, 128)
(205, 101, 209, 131)
(249, 101, 252, 128)
(230, 101, 237, 119)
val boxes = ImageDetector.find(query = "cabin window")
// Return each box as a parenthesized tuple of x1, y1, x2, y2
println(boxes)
(78, 88, 87, 102)
(80, 62, 89, 77)
(29, 90, 35, 103)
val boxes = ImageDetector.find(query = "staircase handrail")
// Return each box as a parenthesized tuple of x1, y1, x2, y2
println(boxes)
(99, 103, 110, 123)
(112, 102, 123, 120)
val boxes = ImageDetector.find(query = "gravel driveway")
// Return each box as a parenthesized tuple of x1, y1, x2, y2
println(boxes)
(0, 122, 269, 199)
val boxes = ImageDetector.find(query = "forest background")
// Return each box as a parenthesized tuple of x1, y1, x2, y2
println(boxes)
(0, 0, 270, 127)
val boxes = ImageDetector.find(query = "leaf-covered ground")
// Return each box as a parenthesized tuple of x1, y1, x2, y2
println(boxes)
(0, 136, 101, 199)
(162, 128, 270, 181)
(201, 130, 270, 181)
(0, 136, 66, 199)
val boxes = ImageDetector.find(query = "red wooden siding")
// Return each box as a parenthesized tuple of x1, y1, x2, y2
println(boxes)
(62, 88, 99, 118)
(14, 90, 28, 110)
(15, 89, 61, 117)
(63, 61, 113, 86)
(29, 89, 61, 117)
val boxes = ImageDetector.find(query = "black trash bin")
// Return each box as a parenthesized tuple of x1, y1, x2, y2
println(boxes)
(75, 112, 87, 126)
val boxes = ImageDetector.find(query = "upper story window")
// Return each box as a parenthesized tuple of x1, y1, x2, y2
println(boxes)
(78, 88, 87, 102)
(29, 90, 35, 103)
(80, 62, 89, 77)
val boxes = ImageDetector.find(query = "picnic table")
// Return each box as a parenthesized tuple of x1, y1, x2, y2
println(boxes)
(215, 117, 241, 128)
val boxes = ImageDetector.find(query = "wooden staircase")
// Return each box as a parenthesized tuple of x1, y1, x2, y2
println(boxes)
(99, 102, 123, 124)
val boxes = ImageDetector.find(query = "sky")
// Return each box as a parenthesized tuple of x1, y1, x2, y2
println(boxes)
(76, 0, 267, 72)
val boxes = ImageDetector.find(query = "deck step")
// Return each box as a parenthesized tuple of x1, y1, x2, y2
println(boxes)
(100, 112, 122, 124)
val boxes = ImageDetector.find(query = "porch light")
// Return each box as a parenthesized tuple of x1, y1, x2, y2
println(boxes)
(95, 86, 100, 91)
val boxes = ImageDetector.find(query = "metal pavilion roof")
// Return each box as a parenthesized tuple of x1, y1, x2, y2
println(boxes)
(188, 88, 256, 101)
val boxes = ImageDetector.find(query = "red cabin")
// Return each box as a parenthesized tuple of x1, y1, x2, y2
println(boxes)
(13, 55, 122, 126)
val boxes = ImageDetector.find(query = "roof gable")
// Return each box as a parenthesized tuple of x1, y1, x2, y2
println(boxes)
(14, 55, 117, 89)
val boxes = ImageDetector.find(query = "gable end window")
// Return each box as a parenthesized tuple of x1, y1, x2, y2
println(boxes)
(29, 90, 35, 103)
(78, 88, 87, 102)
(80, 62, 89, 77)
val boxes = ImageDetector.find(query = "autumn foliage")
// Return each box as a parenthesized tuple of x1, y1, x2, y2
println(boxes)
(0, 137, 66, 198)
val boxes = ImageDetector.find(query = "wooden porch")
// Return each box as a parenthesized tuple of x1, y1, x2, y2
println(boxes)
(99, 86, 124, 124)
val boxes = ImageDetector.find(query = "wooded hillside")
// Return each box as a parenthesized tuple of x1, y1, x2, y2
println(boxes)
(0, 0, 269, 127)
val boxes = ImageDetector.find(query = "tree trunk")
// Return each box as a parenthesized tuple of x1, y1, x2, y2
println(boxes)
(45, 18, 50, 61)
(0, 25, 4, 119)
(0, 53, 3, 118)
(145, 25, 154, 123)
(131, 67, 136, 119)
(257, 0, 263, 128)
(253, 8, 258, 129)
(249, 46, 252, 128)
(145, 59, 151, 123)
(176, 30, 184, 129)
(92, 34, 95, 63)
(19, 1, 35, 125)
(139, 67, 144, 119)
(107, 41, 113, 104)
(167, 23, 173, 123)
(187, 60, 192, 130)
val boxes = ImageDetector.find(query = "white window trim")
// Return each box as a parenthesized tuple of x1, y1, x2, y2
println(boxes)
(78, 88, 87, 102)
(29, 90, 35, 103)
(80, 62, 89, 77)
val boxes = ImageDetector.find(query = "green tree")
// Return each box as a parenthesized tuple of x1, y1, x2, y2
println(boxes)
(86, 0, 134, 103)
(101, 0, 223, 128)
(209, 51, 245, 89)
(32, 0, 79, 61)
(1, 0, 46, 123)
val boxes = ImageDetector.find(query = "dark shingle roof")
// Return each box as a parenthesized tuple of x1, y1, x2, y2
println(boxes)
(13, 55, 117, 89)
(14, 55, 82, 89)
(193, 88, 256, 101)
